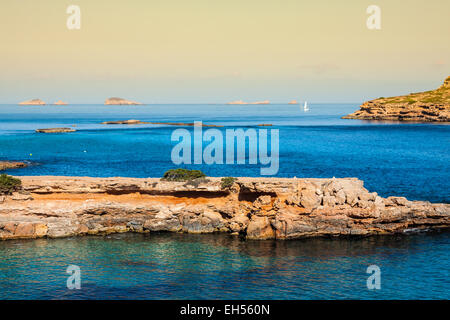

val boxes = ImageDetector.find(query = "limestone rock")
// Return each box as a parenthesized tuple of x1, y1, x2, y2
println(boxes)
(246, 216, 275, 240)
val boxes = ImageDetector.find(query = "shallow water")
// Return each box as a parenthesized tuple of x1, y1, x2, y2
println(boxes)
(0, 232, 449, 300)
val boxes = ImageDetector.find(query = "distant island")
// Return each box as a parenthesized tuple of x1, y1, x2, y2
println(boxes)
(18, 99, 45, 106)
(104, 97, 143, 105)
(343, 76, 450, 122)
(288, 100, 298, 104)
(227, 100, 270, 105)
(53, 100, 68, 105)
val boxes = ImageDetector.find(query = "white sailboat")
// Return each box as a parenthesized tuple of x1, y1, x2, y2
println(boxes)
(303, 101, 309, 112)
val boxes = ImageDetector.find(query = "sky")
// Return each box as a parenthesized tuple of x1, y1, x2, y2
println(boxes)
(0, 0, 448, 104)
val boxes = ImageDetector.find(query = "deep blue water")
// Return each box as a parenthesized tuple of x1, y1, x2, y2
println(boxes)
(0, 103, 449, 300)
(0, 104, 449, 202)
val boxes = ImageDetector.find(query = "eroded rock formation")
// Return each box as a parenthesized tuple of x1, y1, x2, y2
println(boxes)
(343, 76, 450, 122)
(0, 176, 448, 240)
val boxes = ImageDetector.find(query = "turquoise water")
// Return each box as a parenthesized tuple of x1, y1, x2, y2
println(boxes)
(0, 103, 449, 299)
(0, 232, 449, 300)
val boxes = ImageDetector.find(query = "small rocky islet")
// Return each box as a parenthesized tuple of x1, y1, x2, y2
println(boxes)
(343, 76, 450, 122)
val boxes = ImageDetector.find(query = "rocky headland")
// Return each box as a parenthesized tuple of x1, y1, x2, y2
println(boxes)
(18, 99, 45, 106)
(105, 97, 143, 105)
(343, 76, 450, 122)
(0, 176, 448, 240)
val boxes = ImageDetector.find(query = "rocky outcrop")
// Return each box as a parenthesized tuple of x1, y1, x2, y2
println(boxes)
(0, 176, 448, 240)
(0, 162, 28, 171)
(19, 99, 45, 105)
(36, 128, 76, 133)
(104, 97, 143, 105)
(343, 76, 450, 122)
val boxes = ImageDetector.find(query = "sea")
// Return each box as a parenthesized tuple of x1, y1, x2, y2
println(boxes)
(0, 103, 449, 299)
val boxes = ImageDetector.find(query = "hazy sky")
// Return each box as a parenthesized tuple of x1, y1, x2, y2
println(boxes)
(0, 0, 448, 103)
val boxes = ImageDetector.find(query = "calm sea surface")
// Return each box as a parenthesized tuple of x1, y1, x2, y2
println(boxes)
(0, 103, 449, 299)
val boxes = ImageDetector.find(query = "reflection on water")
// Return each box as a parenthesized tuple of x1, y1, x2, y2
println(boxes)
(0, 231, 449, 300)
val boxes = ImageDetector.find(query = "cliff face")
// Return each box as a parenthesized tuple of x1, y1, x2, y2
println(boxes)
(343, 76, 450, 122)
(0, 176, 448, 240)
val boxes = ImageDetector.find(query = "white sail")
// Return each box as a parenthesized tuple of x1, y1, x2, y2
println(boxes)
(303, 101, 309, 112)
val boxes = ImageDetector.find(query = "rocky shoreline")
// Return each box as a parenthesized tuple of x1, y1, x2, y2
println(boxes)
(0, 176, 448, 240)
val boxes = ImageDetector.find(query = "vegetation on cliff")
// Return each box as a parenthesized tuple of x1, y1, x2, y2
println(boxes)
(161, 169, 206, 182)
(373, 76, 449, 105)
(221, 177, 237, 189)
(0, 174, 22, 195)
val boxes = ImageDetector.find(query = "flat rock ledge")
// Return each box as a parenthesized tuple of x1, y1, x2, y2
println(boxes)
(0, 176, 448, 240)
